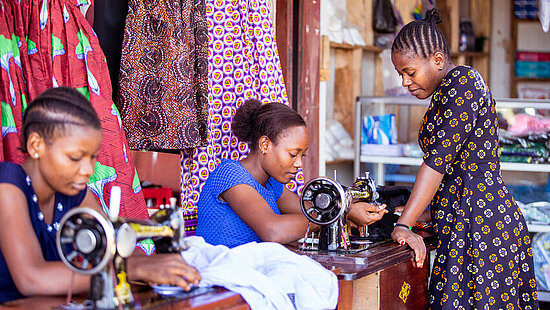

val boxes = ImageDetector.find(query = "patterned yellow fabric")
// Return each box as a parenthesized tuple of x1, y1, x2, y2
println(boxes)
(419, 66, 539, 309)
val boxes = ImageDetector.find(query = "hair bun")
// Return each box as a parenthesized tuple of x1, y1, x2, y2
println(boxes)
(424, 8, 442, 24)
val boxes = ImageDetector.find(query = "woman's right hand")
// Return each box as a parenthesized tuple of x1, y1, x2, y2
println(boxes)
(391, 226, 426, 268)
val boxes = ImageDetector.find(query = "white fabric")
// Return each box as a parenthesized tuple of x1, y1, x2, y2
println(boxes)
(181, 236, 339, 310)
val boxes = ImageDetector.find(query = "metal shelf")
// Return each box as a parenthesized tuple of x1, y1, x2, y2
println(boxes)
(359, 155, 550, 173)
(527, 224, 550, 233)
(538, 290, 550, 302)
(354, 96, 550, 182)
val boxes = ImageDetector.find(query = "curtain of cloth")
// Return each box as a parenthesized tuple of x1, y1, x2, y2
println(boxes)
(180, 0, 304, 235)
(116, 0, 209, 151)
(0, 0, 148, 219)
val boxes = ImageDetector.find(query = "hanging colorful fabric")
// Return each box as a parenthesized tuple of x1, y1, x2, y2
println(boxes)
(117, 0, 209, 150)
(0, 0, 148, 219)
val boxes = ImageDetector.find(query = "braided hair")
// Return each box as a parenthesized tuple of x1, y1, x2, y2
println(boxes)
(232, 99, 306, 151)
(21, 87, 101, 153)
(392, 8, 450, 59)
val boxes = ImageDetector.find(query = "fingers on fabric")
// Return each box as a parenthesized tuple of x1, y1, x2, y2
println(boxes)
(180, 264, 201, 286)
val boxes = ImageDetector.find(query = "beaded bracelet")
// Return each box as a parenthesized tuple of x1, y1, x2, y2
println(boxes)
(394, 223, 412, 230)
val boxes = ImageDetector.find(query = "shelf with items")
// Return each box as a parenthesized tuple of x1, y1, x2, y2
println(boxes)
(329, 42, 383, 53)
(509, 0, 550, 98)
(320, 0, 493, 173)
(354, 96, 550, 182)
(327, 41, 385, 142)
(358, 155, 550, 174)
(437, 0, 492, 82)
(355, 96, 550, 300)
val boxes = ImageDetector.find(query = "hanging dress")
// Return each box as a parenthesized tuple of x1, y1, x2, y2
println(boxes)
(178, 0, 303, 235)
(116, 0, 209, 151)
(0, 0, 148, 219)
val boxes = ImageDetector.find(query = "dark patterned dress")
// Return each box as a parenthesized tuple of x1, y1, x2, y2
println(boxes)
(0, 162, 87, 302)
(419, 66, 539, 309)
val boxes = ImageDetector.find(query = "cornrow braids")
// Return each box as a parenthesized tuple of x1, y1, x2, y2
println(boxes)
(392, 8, 450, 59)
(21, 87, 101, 153)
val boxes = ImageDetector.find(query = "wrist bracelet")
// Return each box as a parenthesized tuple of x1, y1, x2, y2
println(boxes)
(394, 223, 412, 230)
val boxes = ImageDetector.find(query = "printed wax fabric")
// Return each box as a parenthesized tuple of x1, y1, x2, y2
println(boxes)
(116, 0, 209, 150)
(0, 162, 87, 302)
(0, 0, 148, 219)
(419, 66, 539, 309)
(179, 0, 303, 235)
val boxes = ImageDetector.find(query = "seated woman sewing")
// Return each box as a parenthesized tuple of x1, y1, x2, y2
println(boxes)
(196, 99, 387, 248)
(0, 87, 200, 302)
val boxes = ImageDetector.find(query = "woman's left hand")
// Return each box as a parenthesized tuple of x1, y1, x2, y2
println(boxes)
(347, 202, 388, 226)
(391, 226, 426, 268)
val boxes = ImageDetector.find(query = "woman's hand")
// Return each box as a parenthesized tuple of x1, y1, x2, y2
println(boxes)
(347, 202, 388, 226)
(391, 226, 426, 268)
(127, 253, 201, 291)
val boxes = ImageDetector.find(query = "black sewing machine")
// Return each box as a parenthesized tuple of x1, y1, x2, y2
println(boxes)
(56, 205, 188, 309)
(299, 172, 378, 253)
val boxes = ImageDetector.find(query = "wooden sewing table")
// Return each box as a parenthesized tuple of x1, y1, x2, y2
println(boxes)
(1, 234, 435, 310)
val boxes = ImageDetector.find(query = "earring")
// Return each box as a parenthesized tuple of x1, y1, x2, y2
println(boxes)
(261, 150, 266, 155)
(33, 153, 39, 159)
(438, 67, 443, 70)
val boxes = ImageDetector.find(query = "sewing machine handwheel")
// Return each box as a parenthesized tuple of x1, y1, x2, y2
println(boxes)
(300, 177, 348, 225)
(56, 208, 116, 275)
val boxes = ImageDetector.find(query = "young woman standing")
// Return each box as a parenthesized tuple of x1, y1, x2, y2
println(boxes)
(390, 8, 538, 309)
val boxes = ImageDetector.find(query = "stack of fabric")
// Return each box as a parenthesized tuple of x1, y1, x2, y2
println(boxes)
(499, 113, 550, 163)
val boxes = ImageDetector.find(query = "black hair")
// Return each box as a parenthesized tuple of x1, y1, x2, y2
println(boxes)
(391, 8, 450, 59)
(232, 99, 306, 151)
(21, 87, 101, 153)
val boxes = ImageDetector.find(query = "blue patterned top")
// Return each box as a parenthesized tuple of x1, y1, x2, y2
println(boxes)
(0, 162, 86, 302)
(196, 159, 284, 248)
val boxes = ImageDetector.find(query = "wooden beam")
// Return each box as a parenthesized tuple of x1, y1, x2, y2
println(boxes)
(297, 0, 320, 180)
(438, 0, 460, 53)
(275, 0, 294, 103)
(346, 0, 374, 46)
(334, 48, 363, 137)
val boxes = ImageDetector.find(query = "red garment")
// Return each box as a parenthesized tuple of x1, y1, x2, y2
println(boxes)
(0, 0, 148, 219)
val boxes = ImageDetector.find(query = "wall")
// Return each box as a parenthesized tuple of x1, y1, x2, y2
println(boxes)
(490, 0, 550, 98)
(490, 0, 511, 98)
(131, 151, 181, 195)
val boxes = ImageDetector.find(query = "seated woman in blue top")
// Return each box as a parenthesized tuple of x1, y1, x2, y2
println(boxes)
(197, 99, 387, 248)
(0, 87, 200, 302)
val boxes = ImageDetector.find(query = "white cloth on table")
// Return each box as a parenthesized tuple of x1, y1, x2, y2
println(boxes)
(180, 236, 339, 310)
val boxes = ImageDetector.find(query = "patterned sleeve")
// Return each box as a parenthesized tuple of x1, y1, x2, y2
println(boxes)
(422, 67, 487, 174)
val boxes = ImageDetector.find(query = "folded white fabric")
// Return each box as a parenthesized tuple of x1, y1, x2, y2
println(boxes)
(180, 236, 339, 310)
